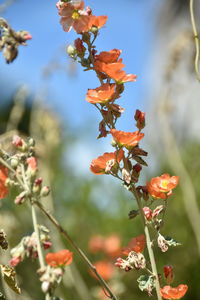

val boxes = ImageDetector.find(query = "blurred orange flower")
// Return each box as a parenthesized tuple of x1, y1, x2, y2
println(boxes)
(57, 1, 107, 33)
(147, 174, 179, 199)
(90, 149, 124, 175)
(122, 234, 146, 255)
(160, 284, 188, 299)
(89, 234, 121, 257)
(88, 235, 104, 253)
(93, 260, 115, 280)
(110, 129, 144, 149)
(0, 165, 8, 199)
(86, 83, 116, 104)
(45, 249, 73, 268)
(103, 235, 121, 257)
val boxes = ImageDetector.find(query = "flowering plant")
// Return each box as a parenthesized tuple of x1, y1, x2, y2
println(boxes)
(0, 0, 194, 299)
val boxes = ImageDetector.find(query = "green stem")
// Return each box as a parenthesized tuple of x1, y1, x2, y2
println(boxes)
(131, 185, 162, 300)
(189, 0, 200, 81)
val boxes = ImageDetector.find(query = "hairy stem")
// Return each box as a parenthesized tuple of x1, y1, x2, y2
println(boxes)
(21, 164, 51, 300)
(131, 185, 162, 300)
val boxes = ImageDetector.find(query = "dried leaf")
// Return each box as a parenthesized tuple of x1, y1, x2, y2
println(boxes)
(0, 230, 8, 250)
(165, 236, 181, 247)
(137, 274, 155, 296)
(1, 265, 21, 294)
(132, 156, 148, 166)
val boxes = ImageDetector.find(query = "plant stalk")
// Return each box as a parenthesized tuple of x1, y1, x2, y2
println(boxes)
(131, 185, 162, 300)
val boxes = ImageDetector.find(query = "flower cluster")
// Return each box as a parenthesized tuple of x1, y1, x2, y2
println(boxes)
(54, 1, 189, 299)
(0, 18, 32, 63)
(9, 226, 52, 267)
(57, 0, 107, 34)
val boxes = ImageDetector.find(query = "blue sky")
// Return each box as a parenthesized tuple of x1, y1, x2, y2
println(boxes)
(0, 0, 161, 132)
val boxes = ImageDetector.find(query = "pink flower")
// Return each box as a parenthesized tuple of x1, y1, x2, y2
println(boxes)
(27, 157, 37, 170)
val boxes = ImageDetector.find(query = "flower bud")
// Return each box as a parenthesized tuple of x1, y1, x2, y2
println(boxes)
(74, 38, 86, 55)
(14, 191, 27, 205)
(10, 157, 19, 169)
(143, 207, 152, 221)
(90, 26, 98, 34)
(66, 45, 76, 57)
(12, 135, 23, 147)
(111, 139, 117, 147)
(40, 186, 50, 197)
(164, 265, 174, 284)
(9, 256, 22, 267)
(134, 109, 145, 130)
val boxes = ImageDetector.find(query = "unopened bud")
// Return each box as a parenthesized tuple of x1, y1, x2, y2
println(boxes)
(14, 191, 27, 205)
(134, 109, 145, 130)
(111, 139, 117, 147)
(90, 26, 98, 34)
(164, 265, 174, 284)
(12, 135, 23, 147)
(10, 158, 19, 169)
(40, 186, 50, 197)
(143, 207, 152, 221)
(66, 45, 76, 57)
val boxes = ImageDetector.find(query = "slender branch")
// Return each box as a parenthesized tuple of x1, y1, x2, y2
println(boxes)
(35, 200, 118, 300)
(189, 0, 200, 81)
(21, 164, 51, 300)
(131, 185, 162, 300)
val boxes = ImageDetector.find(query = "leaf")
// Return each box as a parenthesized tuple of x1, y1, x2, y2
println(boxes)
(132, 156, 148, 166)
(137, 274, 155, 296)
(128, 209, 139, 219)
(165, 236, 181, 247)
(1, 265, 21, 294)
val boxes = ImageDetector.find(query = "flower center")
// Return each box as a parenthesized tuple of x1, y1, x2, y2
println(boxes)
(160, 180, 168, 190)
(72, 11, 80, 20)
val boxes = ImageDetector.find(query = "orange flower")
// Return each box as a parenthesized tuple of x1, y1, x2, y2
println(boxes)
(90, 149, 124, 175)
(86, 83, 116, 104)
(147, 174, 179, 199)
(122, 234, 146, 255)
(93, 260, 115, 280)
(95, 49, 122, 64)
(88, 15, 108, 30)
(0, 165, 8, 199)
(45, 249, 73, 268)
(160, 285, 188, 299)
(57, 1, 107, 33)
(110, 129, 144, 149)
(94, 49, 136, 83)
